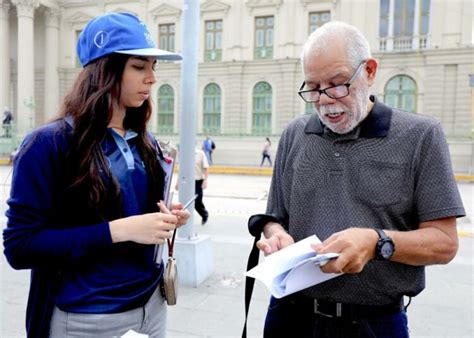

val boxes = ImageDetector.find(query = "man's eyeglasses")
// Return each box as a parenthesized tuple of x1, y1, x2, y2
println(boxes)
(298, 61, 367, 103)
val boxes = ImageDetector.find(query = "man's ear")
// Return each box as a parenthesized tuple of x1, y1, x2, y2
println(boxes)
(365, 58, 378, 87)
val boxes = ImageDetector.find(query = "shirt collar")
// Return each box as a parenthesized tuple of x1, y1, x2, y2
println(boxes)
(304, 95, 392, 138)
(109, 127, 138, 140)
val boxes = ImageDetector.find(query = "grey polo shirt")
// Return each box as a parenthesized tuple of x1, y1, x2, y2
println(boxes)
(265, 96, 465, 305)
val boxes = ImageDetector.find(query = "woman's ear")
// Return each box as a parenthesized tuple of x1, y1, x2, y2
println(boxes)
(365, 58, 378, 87)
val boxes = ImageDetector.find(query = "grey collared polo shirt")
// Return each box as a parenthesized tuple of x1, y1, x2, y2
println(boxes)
(265, 96, 465, 305)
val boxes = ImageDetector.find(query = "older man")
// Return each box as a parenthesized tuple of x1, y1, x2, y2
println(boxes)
(249, 21, 465, 338)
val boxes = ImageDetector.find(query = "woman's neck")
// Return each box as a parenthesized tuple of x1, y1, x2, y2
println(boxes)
(109, 103, 126, 128)
(108, 113, 126, 136)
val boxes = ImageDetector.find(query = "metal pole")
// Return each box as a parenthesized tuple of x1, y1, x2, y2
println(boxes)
(178, 0, 199, 240)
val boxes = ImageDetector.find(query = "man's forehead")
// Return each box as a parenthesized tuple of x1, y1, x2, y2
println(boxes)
(303, 59, 352, 83)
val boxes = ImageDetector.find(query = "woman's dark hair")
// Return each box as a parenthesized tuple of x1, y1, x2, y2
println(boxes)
(59, 53, 164, 219)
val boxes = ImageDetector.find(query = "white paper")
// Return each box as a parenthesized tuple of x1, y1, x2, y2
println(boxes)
(245, 235, 342, 298)
(121, 330, 148, 338)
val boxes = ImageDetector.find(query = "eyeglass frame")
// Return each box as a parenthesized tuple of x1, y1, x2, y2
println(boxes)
(298, 60, 367, 103)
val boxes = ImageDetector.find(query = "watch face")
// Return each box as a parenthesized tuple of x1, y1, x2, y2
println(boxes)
(381, 242, 394, 258)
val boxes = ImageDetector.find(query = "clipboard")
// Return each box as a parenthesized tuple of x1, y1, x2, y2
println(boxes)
(153, 140, 177, 266)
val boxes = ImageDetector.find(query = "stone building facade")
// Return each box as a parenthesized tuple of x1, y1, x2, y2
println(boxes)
(0, 0, 472, 169)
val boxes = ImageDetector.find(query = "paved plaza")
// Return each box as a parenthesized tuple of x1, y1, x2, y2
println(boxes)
(0, 166, 473, 337)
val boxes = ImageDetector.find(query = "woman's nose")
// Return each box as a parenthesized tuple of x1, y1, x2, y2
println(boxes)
(146, 70, 156, 84)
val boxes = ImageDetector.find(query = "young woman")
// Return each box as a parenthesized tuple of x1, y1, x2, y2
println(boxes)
(3, 12, 189, 338)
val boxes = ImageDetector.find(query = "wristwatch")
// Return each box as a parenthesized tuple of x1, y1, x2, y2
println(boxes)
(374, 229, 395, 260)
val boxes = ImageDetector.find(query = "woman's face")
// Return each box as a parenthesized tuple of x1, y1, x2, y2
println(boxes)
(119, 56, 157, 109)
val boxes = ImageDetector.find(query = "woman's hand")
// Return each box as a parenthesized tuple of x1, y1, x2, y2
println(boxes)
(168, 201, 191, 227)
(109, 208, 178, 245)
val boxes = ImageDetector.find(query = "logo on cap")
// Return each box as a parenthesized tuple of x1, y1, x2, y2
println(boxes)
(94, 31, 110, 48)
(144, 32, 155, 47)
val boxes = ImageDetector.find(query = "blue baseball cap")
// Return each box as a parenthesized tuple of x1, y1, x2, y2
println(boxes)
(77, 12, 182, 67)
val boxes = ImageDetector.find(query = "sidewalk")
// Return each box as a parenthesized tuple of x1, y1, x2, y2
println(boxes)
(207, 164, 474, 183)
(165, 175, 473, 338)
(1, 169, 473, 337)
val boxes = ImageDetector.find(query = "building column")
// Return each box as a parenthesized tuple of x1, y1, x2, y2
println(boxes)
(412, 0, 420, 49)
(12, 0, 39, 136)
(0, 2, 10, 112)
(44, 8, 60, 119)
(387, 0, 394, 51)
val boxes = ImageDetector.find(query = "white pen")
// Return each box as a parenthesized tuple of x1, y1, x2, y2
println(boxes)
(182, 194, 198, 211)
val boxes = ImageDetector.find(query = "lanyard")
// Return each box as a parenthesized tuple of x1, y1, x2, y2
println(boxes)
(167, 230, 176, 257)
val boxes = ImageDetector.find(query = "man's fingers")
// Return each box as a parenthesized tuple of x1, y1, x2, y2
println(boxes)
(256, 240, 273, 255)
(281, 236, 295, 248)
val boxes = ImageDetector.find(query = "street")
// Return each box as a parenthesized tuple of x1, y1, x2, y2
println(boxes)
(0, 170, 473, 337)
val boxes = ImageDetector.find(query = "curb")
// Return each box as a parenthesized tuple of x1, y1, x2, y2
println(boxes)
(208, 165, 272, 176)
(458, 230, 472, 238)
(455, 174, 474, 182)
(1, 159, 473, 181)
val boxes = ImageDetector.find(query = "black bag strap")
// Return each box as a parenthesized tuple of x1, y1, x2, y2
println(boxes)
(242, 234, 261, 338)
(242, 214, 284, 338)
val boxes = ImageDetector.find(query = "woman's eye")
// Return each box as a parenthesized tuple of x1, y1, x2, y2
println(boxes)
(132, 65, 145, 70)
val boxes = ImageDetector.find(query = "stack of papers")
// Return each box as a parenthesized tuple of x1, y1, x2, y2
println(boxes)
(245, 235, 342, 298)
(122, 330, 148, 337)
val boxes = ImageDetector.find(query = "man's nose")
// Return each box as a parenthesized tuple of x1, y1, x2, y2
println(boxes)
(318, 92, 336, 105)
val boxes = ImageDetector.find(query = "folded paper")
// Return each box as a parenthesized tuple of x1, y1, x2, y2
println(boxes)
(245, 235, 342, 298)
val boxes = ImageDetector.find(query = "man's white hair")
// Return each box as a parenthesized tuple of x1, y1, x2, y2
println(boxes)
(301, 21, 371, 70)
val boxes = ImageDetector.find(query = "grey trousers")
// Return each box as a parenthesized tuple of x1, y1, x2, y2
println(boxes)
(50, 286, 167, 337)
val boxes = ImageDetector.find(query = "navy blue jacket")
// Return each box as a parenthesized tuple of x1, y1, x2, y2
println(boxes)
(3, 119, 166, 337)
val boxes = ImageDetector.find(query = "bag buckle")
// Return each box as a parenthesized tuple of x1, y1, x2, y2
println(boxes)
(314, 300, 342, 318)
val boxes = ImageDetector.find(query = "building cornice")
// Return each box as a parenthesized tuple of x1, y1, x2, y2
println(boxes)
(149, 3, 181, 22)
(300, 0, 338, 9)
(109, 6, 137, 16)
(201, 0, 231, 17)
(246, 0, 283, 11)
(66, 10, 93, 27)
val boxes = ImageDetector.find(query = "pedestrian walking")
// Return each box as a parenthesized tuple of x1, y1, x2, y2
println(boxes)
(260, 137, 272, 167)
(195, 146, 210, 225)
(2, 106, 13, 137)
(202, 135, 215, 165)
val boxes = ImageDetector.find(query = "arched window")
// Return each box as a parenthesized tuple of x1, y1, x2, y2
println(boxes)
(203, 83, 221, 134)
(384, 75, 417, 112)
(252, 82, 272, 135)
(157, 85, 174, 134)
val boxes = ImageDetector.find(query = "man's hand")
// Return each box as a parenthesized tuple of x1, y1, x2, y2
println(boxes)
(256, 222, 294, 255)
(311, 228, 378, 274)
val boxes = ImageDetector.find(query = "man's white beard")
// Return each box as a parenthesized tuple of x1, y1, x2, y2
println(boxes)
(317, 84, 369, 134)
